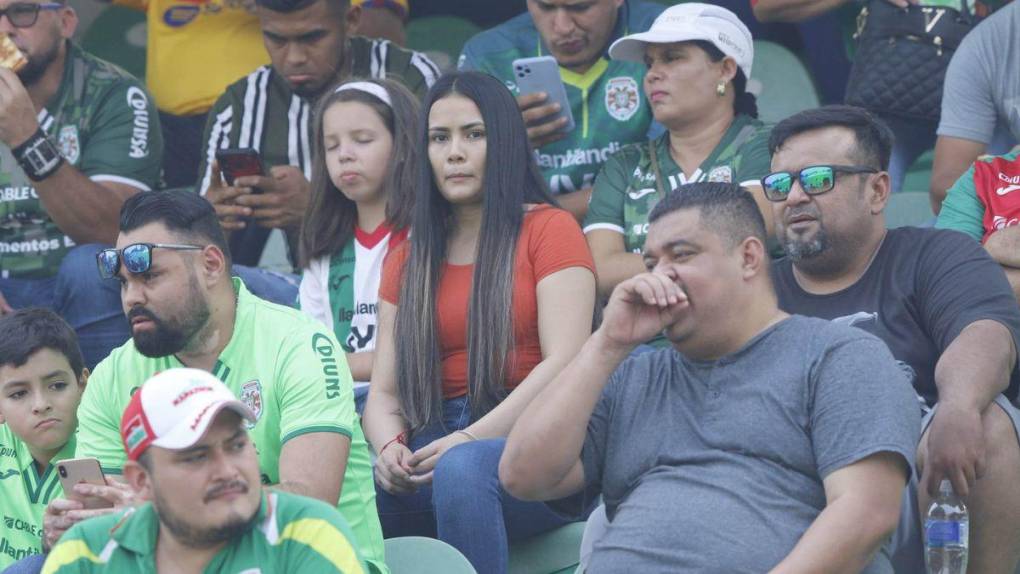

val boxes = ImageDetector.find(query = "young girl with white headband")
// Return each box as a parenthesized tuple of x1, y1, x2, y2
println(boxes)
(299, 79, 420, 392)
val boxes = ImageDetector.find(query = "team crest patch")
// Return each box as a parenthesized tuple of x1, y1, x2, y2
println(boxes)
(605, 77, 640, 122)
(707, 165, 733, 183)
(240, 380, 263, 428)
(58, 126, 80, 164)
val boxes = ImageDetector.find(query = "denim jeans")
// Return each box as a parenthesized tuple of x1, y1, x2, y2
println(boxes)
(375, 396, 576, 574)
(1, 553, 45, 574)
(880, 114, 938, 194)
(158, 110, 208, 190)
(0, 244, 129, 369)
(231, 265, 299, 308)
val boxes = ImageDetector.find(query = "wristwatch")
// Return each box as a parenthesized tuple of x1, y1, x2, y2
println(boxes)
(12, 128, 64, 181)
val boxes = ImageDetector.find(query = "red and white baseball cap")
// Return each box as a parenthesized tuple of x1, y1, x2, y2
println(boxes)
(608, 3, 754, 79)
(120, 368, 255, 461)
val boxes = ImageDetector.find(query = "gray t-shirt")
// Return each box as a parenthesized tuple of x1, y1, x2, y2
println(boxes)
(572, 316, 920, 573)
(938, 2, 1020, 144)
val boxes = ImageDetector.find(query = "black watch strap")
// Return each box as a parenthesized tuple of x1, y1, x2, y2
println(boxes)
(12, 128, 64, 181)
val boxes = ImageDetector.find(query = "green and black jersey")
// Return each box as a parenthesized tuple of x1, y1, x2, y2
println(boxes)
(0, 42, 162, 279)
(197, 36, 439, 195)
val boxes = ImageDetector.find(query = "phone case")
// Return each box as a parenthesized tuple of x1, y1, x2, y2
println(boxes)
(57, 458, 110, 510)
(215, 148, 266, 186)
(512, 56, 576, 134)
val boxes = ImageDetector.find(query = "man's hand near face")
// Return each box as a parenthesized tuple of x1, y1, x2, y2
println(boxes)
(0, 67, 41, 148)
(600, 270, 690, 351)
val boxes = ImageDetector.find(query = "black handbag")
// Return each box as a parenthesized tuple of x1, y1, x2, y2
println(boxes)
(844, 0, 978, 122)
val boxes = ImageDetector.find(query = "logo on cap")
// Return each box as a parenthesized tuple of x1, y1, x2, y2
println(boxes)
(123, 415, 150, 456)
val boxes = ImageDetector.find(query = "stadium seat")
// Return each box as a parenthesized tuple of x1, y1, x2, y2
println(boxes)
(749, 40, 820, 125)
(384, 536, 477, 574)
(80, 5, 147, 80)
(508, 522, 586, 574)
(885, 192, 934, 228)
(407, 16, 482, 72)
(902, 149, 935, 193)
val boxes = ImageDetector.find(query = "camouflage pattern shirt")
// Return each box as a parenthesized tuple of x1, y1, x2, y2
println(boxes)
(583, 114, 772, 253)
(0, 42, 162, 280)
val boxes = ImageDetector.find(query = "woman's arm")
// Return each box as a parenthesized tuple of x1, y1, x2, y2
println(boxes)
(362, 301, 407, 449)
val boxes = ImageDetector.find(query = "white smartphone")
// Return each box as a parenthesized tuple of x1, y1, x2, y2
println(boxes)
(511, 55, 576, 134)
(56, 457, 113, 510)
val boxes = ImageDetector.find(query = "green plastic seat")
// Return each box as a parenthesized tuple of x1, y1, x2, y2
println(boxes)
(80, 5, 147, 80)
(384, 536, 477, 574)
(749, 40, 820, 125)
(407, 16, 482, 72)
(902, 149, 935, 193)
(508, 522, 586, 574)
(885, 191, 934, 228)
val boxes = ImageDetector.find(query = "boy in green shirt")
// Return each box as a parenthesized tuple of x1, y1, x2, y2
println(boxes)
(0, 309, 88, 570)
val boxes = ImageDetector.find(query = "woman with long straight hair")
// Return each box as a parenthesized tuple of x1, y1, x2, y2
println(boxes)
(363, 71, 597, 573)
(299, 79, 418, 388)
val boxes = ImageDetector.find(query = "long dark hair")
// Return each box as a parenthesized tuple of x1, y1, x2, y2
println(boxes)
(694, 40, 759, 119)
(393, 71, 557, 430)
(300, 78, 419, 267)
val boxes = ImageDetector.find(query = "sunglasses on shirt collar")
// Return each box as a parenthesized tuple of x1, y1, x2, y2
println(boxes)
(96, 243, 204, 280)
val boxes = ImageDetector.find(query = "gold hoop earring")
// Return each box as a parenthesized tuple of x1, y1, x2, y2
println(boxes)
(716, 82, 726, 96)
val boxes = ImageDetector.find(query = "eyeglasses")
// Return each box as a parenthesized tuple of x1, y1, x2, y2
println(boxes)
(760, 165, 879, 202)
(96, 243, 204, 280)
(0, 3, 63, 28)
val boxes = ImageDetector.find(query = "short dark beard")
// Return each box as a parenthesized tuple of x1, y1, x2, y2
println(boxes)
(17, 37, 61, 86)
(129, 271, 211, 358)
(153, 487, 258, 549)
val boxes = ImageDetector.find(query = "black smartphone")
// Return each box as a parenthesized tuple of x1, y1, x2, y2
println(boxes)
(215, 148, 265, 190)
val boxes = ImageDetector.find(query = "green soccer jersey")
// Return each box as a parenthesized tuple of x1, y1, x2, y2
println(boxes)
(458, 0, 665, 195)
(0, 41, 162, 280)
(42, 490, 368, 574)
(584, 114, 772, 253)
(197, 36, 439, 195)
(75, 279, 387, 573)
(0, 427, 75, 570)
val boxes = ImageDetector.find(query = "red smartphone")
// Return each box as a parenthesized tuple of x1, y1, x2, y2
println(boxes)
(215, 148, 265, 189)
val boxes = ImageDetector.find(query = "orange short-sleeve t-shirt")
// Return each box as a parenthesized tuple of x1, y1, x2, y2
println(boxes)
(380, 205, 594, 399)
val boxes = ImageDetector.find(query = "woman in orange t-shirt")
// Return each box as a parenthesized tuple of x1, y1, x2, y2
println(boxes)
(362, 71, 597, 573)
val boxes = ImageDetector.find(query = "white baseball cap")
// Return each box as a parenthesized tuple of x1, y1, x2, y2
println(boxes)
(608, 3, 754, 79)
(120, 368, 255, 461)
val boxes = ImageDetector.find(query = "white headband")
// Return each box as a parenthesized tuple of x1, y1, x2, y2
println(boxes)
(334, 81, 392, 107)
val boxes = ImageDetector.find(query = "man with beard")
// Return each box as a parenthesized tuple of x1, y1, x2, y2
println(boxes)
(40, 190, 388, 573)
(42, 368, 368, 573)
(198, 0, 437, 274)
(0, 0, 162, 369)
(765, 105, 1020, 573)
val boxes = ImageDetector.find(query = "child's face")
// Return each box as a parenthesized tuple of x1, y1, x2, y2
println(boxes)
(322, 100, 394, 207)
(0, 348, 85, 454)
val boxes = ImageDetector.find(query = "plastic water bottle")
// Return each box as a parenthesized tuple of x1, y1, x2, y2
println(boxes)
(925, 479, 969, 574)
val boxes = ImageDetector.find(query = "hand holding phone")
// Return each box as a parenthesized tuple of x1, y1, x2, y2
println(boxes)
(57, 458, 113, 510)
(215, 148, 266, 189)
(512, 56, 575, 147)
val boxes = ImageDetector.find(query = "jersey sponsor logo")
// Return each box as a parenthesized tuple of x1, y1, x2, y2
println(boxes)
(0, 186, 38, 202)
(126, 87, 151, 159)
(57, 126, 80, 165)
(998, 171, 1020, 184)
(536, 141, 622, 170)
(329, 273, 350, 292)
(346, 325, 375, 352)
(311, 333, 343, 399)
(707, 165, 733, 183)
(3, 515, 41, 537)
(0, 469, 17, 480)
(0, 536, 37, 562)
(605, 77, 640, 122)
(240, 380, 263, 429)
(0, 238, 64, 255)
(162, 5, 200, 27)
(996, 184, 1020, 196)
(627, 187, 656, 201)
(993, 215, 1019, 230)
(0, 444, 15, 458)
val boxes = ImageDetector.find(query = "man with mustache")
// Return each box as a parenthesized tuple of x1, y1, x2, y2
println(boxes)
(767, 105, 1020, 573)
(39, 190, 388, 573)
(458, 0, 664, 220)
(43, 368, 368, 573)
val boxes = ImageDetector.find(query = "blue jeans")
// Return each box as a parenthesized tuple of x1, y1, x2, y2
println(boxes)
(375, 396, 576, 574)
(231, 265, 299, 308)
(0, 244, 129, 369)
(881, 114, 938, 194)
(1, 552, 45, 573)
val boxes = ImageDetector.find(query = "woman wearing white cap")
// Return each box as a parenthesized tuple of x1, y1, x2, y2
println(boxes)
(582, 3, 774, 298)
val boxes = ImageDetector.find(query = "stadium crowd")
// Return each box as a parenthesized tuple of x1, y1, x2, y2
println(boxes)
(0, 0, 1018, 572)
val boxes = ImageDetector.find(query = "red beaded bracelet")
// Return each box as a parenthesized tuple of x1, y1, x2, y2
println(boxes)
(379, 431, 407, 455)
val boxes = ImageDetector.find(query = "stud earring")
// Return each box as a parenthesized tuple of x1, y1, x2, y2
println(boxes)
(716, 82, 726, 96)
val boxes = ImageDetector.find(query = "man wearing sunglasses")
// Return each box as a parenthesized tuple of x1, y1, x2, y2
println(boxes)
(0, 0, 162, 369)
(766, 105, 1020, 573)
(34, 190, 388, 574)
